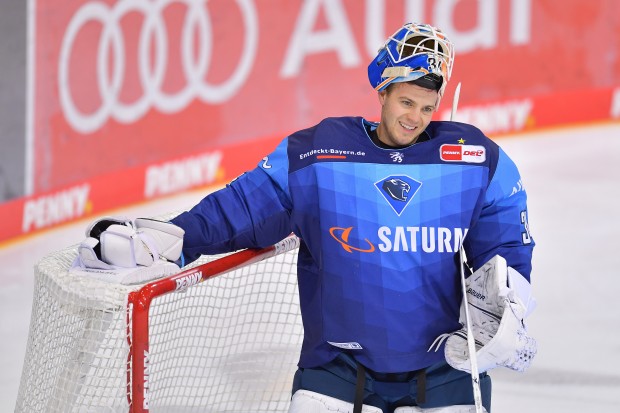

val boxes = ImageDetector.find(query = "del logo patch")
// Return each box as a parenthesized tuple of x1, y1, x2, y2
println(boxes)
(440, 144, 486, 163)
(374, 175, 422, 216)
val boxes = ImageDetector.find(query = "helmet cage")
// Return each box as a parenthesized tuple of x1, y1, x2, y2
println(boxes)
(368, 23, 454, 99)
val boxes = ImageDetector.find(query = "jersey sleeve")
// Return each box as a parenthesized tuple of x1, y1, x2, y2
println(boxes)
(170, 139, 293, 263)
(465, 147, 535, 280)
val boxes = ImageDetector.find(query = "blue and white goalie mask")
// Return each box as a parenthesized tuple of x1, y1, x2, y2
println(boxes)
(368, 23, 455, 102)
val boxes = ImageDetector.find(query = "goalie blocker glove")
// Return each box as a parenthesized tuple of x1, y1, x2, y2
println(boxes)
(429, 255, 537, 373)
(71, 216, 185, 285)
(134, 217, 184, 262)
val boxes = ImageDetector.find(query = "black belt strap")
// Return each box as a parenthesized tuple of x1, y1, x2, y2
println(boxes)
(416, 369, 427, 404)
(353, 362, 366, 413)
(353, 362, 426, 409)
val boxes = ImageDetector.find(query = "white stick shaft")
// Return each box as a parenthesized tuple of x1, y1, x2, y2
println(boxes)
(451, 82, 485, 413)
(459, 250, 485, 412)
(451, 83, 461, 122)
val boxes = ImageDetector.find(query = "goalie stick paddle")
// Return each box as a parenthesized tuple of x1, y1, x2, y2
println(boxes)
(451, 83, 485, 413)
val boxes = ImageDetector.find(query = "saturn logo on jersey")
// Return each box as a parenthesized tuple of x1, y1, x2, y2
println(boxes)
(375, 175, 422, 216)
(329, 227, 375, 253)
(328, 225, 468, 254)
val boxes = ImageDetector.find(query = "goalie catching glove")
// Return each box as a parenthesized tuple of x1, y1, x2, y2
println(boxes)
(71, 216, 185, 285)
(429, 255, 537, 373)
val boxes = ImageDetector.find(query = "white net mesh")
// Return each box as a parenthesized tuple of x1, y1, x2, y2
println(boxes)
(15, 240, 301, 413)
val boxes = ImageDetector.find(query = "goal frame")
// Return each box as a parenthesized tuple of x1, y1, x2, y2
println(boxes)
(127, 234, 300, 413)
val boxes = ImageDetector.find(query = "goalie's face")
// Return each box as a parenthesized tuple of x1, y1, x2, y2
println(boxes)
(376, 82, 437, 147)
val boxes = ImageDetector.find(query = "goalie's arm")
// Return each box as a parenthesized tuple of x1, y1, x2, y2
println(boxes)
(171, 139, 293, 264)
(465, 147, 534, 280)
(441, 148, 537, 375)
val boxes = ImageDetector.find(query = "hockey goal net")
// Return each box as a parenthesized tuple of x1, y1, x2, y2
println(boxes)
(15, 231, 302, 413)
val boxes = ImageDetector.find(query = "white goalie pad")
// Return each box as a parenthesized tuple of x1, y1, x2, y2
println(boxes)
(441, 255, 537, 373)
(288, 390, 382, 413)
(394, 406, 487, 412)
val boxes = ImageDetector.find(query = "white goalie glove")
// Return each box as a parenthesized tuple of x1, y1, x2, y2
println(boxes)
(71, 216, 185, 285)
(432, 255, 537, 373)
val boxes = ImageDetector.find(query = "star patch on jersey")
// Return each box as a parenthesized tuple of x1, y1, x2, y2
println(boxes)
(375, 175, 422, 216)
(440, 144, 486, 163)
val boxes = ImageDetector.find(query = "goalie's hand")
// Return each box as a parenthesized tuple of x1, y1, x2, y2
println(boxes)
(134, 217, 184, 262)
(71, 216, 185, 284)
(432, 255, 537, 373)
(82, 216, 184, 266)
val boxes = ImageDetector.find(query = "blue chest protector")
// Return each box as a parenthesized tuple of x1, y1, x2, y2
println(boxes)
(171, 116, 534, 373)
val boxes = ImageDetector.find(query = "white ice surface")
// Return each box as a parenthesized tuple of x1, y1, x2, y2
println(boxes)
(1, 122, 619, 412)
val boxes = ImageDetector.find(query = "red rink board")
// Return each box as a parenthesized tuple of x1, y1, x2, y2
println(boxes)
(2, 0, 619, 243)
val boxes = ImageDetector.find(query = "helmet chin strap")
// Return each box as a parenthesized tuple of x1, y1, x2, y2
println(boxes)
(411, 74, 443, 91)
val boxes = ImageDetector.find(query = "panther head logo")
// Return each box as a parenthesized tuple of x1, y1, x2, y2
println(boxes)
(382, 179, 411, 201)
(375, 175, 422, 216)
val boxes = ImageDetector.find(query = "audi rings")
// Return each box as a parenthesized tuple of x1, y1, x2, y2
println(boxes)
(59, 0, 259, 134)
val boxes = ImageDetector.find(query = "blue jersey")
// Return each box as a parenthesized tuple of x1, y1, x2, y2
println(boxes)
(171, 116, 534, 373)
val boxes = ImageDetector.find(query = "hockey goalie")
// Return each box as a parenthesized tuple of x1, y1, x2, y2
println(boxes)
(64, 21, 539, 413)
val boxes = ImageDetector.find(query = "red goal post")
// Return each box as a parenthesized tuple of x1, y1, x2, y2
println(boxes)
(15, 233, 302, 413)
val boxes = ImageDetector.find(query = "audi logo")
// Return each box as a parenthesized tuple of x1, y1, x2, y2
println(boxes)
(59, 0, 259, 134)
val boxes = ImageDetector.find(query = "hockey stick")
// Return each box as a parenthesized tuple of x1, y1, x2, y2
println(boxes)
(451, 83, 485, 413)
(450, 82, 461, 123)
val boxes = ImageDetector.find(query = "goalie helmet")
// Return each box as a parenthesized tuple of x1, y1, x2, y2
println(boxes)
(368, 23, 454, 100)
